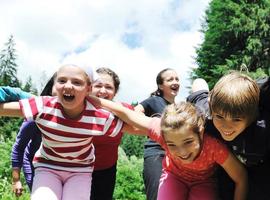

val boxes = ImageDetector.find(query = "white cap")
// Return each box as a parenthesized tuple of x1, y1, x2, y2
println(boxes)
(79, 65, 100, 83)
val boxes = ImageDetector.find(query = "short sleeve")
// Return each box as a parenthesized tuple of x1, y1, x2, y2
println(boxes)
(19, 96, 48, 120)
(212, 137, 230, 165)
(148, 117, 166, 147)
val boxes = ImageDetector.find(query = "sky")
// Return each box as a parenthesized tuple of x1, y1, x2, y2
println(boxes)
(0, 0, 210, 103)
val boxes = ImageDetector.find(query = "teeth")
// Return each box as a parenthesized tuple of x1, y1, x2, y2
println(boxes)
(64, 94, 72, 96)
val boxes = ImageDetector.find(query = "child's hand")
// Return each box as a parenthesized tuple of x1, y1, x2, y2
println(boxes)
(12, 180, 23, 197)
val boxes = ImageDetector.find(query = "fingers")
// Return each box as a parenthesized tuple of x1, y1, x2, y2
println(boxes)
(12, 181, 23, 197)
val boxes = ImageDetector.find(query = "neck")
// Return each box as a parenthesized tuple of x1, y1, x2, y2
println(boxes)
(163, 95, 175, 104)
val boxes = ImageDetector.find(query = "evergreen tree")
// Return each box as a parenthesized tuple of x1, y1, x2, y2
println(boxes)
(193, 0, 270, 88)
(23, 76, 38, 95)
(0, 35, 19, 87)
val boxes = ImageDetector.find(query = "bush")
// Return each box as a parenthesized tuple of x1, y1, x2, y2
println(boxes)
(120, 134, 147, 158)
(113, 147, 145, 200)
(0, 132, 30, 199)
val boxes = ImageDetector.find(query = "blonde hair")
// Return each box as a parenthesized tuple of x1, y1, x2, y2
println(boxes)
(210, 71, 259, 124)
(161, 102, 205, 135)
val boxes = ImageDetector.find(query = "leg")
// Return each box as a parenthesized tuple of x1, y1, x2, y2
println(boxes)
(143, 154, 164, 200)
(62, 172, 92, 200)
(31, 168, 62, 200)
(157, 170, 188, 200)
(189, 179, 218, 200)
(91, 165, 116, 200)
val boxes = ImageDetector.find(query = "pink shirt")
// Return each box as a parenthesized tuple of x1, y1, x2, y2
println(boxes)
(149, 118, 229, 182)
(19, 96, 123, 173)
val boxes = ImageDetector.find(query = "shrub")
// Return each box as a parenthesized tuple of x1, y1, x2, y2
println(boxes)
(113, 147, 145, 200)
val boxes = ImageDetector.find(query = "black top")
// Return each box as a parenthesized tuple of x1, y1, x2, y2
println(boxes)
(140, 96, 170, 158)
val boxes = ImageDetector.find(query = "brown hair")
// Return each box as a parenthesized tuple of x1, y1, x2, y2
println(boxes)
(161, 101, 205, 135)
(151, 68, 174, 97)
(210, 71, 259, 124)
(96, 67, 120, 93)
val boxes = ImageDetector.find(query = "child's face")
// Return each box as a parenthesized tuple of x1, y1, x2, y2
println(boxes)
(159, 70, 180, 99)
(212, 111, 249, 141)
(54, 65, 91, 118)
(91, 73, 116, 100)
(163, 125, 202, 164)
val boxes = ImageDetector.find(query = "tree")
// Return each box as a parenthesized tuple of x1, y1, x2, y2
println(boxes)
(23, 76, 38, 95)
(193, 0, 270, 88)
(0, 35, 19, 87)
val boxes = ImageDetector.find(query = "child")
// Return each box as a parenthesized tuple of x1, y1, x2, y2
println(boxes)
(11, 74, 56, 196)
(187, 71, 270, 200)
(0, 64, 124, 200)
(134, 68, 180, 200)
(89, 96, 248, 200)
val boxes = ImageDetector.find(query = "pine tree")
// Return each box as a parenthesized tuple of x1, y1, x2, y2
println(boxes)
(193, 0, 270, 88)
(0, 35, 19, 87)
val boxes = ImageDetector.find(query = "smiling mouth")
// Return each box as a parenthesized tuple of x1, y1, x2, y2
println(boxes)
(63, 94, 75, 102)
(222, 130, 234, 136)
(178, 154, 191, 160)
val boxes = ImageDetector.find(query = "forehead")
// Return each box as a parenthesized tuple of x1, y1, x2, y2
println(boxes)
(94, 73, 114, 85)
(161, 70, 178, 79)
(57, 66, 87, 79)
(164, 125, 197, 142)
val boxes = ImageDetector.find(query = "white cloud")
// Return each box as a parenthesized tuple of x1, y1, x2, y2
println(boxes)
(0, 0, 210, 103)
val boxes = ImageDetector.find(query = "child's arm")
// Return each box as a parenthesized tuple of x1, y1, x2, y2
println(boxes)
(0, 86, 33, 102)
(122, 124, 148, 136)
(0, 102, 23, 117)
(89, 95, 152, 133)
(221, 152, 248, 200)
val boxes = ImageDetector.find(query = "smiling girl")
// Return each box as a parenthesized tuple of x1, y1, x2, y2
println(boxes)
(0, 64, 124, 200)
(89, 97, 248, 200)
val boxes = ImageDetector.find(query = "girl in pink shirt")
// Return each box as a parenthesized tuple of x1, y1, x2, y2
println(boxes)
(89, 98, 248, 200)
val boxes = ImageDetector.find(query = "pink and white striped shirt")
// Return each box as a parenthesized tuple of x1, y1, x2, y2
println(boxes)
(19, 96, 123, 173)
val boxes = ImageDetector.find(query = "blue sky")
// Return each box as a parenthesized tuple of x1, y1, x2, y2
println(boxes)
(0, 0, 210, 103)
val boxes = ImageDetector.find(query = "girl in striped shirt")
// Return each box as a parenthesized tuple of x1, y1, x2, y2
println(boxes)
(0, 64, 124, 200)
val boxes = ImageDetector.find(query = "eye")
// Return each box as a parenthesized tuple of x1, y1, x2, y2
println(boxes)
(73, 80, 83, 86)
(166, 142, 176, 147)
(184, 140, 194, 146)
(57, 78, 66, 84)
(232, 118, 244, 122)
(105, 86, 114, 90)
(214, 114, 224, 120)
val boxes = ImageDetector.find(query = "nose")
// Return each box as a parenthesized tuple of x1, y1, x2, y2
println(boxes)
(177, 147, 189, 158)
(99, 86, 107, 93)
(64, 80, 73, 89)
(221, 121, 233, 130)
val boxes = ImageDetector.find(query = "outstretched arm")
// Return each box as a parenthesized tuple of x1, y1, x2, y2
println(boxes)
(89, 95, 152, 133)
(0, 102, 23, 117)
(0, 86, 33, 102)
(221, 152, 248, 200)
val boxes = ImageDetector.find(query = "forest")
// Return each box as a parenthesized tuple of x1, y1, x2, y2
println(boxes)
(1, 0, 270, 199)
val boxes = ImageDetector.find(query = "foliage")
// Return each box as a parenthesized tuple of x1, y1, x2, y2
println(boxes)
(120, 134, 147, 158)
(0, 35, 19, 87)
(0, 133, 30, 200)
(193, 0, 270, 88)
(114, 147, 145, 200)
(23, 76, 38, 95)
(0, 118, 22, 141)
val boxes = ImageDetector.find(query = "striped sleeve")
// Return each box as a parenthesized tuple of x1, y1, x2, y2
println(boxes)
(19, 96, 46, 120)
(102, 112, 123, 137)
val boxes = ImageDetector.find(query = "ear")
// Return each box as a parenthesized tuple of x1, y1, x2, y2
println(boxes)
(86, 84, 92, 95)
(158, 84, 163, 91)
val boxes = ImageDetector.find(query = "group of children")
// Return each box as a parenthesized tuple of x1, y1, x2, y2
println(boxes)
(0, 64, 269, 200)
